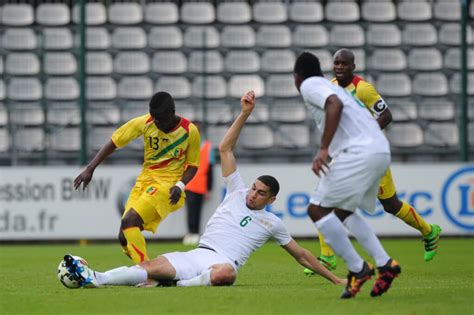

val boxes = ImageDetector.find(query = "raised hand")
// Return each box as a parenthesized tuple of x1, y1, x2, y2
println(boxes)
(240, 90, 256, 114)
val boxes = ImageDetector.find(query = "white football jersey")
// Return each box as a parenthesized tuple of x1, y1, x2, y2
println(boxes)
(199, 171, 292, 269)
(300, 76, 390, 157)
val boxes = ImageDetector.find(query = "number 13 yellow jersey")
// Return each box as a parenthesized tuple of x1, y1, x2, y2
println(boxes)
(111, 114, 201, 182)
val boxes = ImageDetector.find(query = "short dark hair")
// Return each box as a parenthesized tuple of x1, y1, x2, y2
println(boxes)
(257, 175, 280, 196)
(294, 52, 323, 80)
(149, 91, 175, 116)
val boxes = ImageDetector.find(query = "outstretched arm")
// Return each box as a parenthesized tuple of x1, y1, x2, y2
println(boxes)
(283, 240, 346, 285)
(219, 91, 255, 177)
(74, 140, 117, 190)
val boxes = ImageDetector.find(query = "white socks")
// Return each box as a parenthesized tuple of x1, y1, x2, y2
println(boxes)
(176, 269, 212, 287)
(95, 266, 148, 286)
(94, 266, 214, 287)
(343, 212, 390, 267)
(315, 212, 364, 273)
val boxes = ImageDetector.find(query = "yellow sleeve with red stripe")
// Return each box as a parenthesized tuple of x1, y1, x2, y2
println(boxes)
(355, 80, 381, 109)
(185, 123, 201, 167)
(111, 114, 148, 148)
(355, 80, 388, 117)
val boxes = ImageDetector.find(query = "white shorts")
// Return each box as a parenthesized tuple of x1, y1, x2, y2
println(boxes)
(310, 151, 390, 213)
(163, 248, 235, 281)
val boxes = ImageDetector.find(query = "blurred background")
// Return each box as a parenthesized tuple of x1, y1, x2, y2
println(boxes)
(0, 0, 472, 240)
(0, 0, 472, 166)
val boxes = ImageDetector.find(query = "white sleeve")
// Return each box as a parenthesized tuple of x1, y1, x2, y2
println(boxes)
(272, 219, 292, 246)
(223, 170, 246, 194)
(301, 80, 336, 110)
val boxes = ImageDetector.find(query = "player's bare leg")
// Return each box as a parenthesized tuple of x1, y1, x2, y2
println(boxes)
(135, 256, 179, 287)
(209, 264, 236, 286)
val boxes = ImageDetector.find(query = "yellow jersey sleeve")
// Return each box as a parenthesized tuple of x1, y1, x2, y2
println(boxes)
(185, 123, 201, 167)
(355, 81, 388, 118)
(111, 114, 148, 148)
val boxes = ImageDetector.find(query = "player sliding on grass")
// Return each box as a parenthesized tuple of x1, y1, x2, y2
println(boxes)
(304, 49, 441, 273)
(74, 91, 200, 264)
(294, 52, 401, 298)
(63, 91, 346, 289)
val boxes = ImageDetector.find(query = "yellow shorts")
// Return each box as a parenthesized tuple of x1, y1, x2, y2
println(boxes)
(377, 167, 397, 200)
(123, 174, 185, 233)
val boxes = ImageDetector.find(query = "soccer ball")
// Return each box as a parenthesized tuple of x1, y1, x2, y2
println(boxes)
(57, 255, 88, 289)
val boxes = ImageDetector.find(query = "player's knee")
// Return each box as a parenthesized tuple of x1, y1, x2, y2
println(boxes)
(140, 256, 176, 279)
(121, 208, 144, 229)
(210, 266, 236, 286)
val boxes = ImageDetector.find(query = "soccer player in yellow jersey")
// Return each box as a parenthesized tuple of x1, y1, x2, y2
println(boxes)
(74, 91, 201, 264)
(304, 49, 441, 274)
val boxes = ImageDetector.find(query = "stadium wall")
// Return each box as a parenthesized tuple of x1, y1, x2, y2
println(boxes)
(0, 163, 473, 240)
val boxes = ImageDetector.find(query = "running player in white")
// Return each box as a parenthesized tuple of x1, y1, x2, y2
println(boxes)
(62, 90, 345, 288)
(293, 52, 401, 298)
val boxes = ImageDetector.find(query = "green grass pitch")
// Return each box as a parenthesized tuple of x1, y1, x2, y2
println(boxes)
(1, 239, 473, 315)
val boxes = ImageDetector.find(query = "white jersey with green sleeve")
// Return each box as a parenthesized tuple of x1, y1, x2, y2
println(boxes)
(198, 171, 292, 269)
